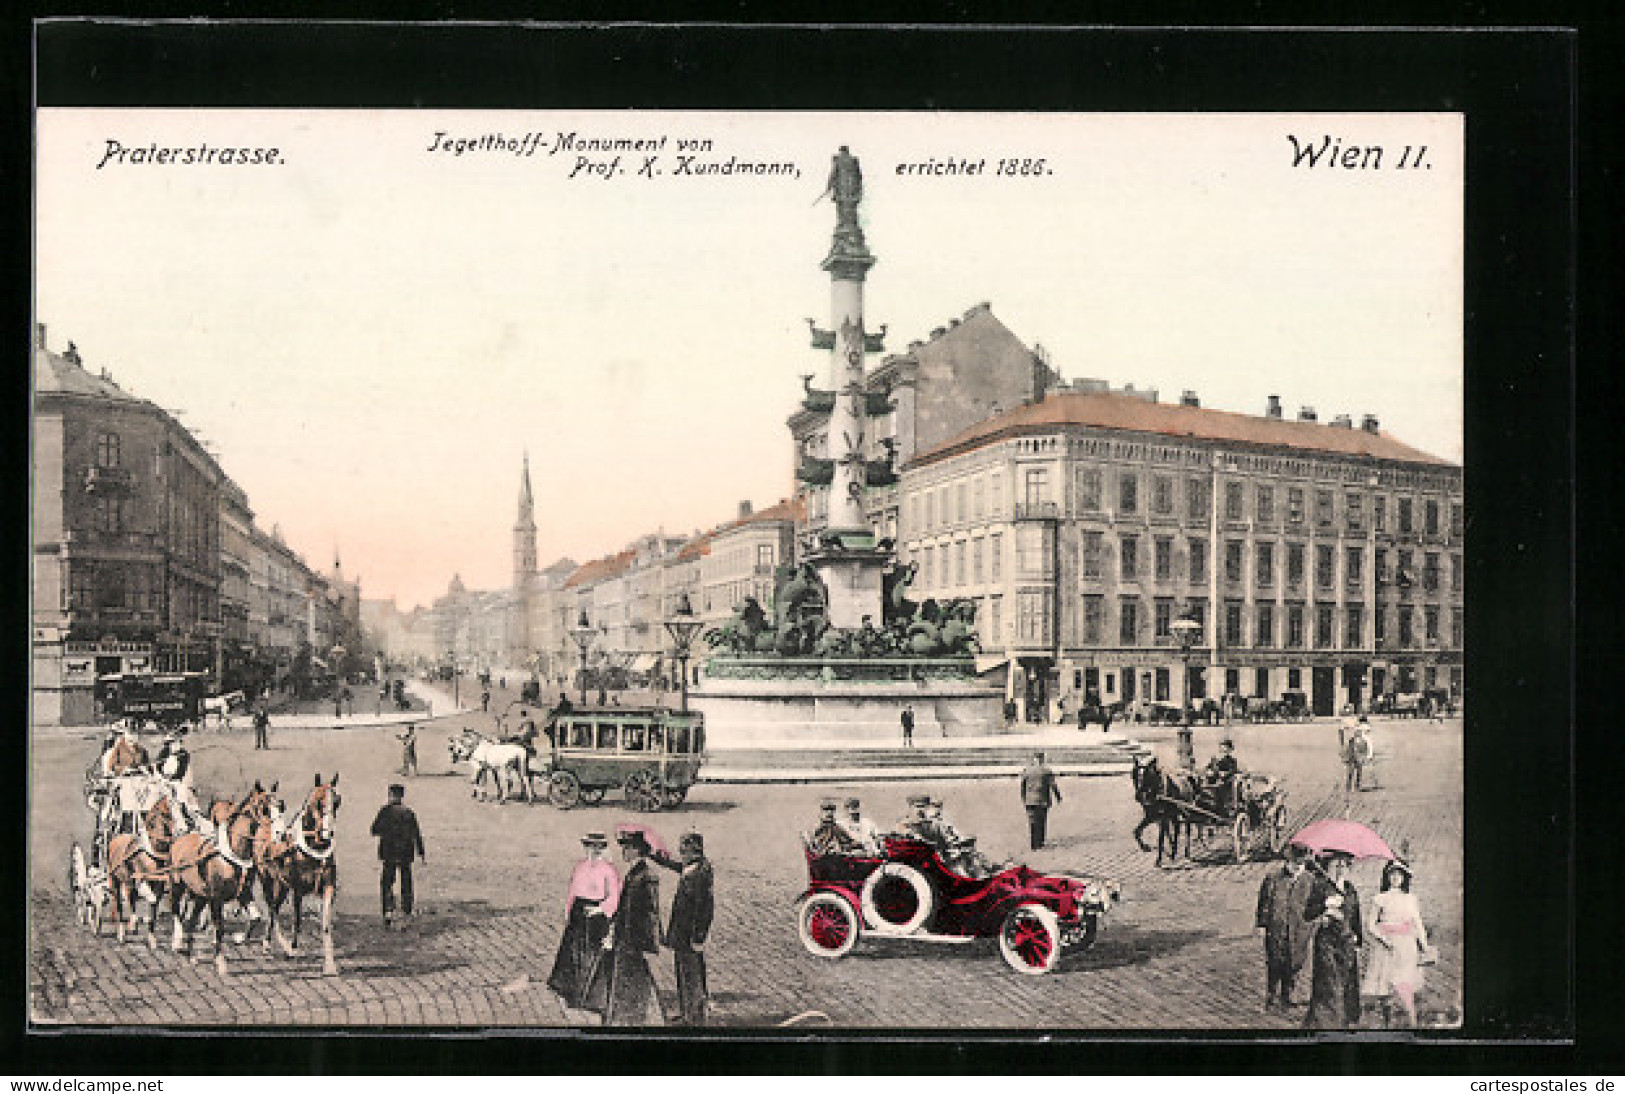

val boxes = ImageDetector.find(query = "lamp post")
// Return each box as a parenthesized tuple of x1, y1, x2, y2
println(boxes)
(663, 592, 704, 714)
(571, 610, 594, 706)
(1171, 611, 1202, 771)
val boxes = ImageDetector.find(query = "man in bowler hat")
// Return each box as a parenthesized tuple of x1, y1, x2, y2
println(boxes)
(370, 783, 425, 927)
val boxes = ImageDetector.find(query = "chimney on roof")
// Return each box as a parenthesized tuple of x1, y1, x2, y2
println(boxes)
(737, 500, 753, 520)
(34, 323, 46, 350)
(1361, 413, 1381, 434)
(1266, 395, 1282, 419)
(1180, 390, 1200, 408)
(931, 327, 947, 339)
(1331, 414, 1353, 429)
(1298, 406, 1318, 422)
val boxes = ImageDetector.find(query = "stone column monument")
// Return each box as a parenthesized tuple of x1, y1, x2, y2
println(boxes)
(803, 145, 889, 629)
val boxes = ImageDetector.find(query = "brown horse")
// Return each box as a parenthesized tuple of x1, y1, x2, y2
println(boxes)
(258, 773, 341, 976)
(168, 782, 278, 976)
(105, 790, 179, 948)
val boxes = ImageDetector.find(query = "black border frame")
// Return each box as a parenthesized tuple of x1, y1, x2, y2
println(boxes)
(7, 16, 1591, 1075)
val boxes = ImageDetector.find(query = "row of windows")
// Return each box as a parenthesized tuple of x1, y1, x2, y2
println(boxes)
(907, 464, 1462, 539)
(1075, 595, 1463, 650)
(912, 533, 1005, 590)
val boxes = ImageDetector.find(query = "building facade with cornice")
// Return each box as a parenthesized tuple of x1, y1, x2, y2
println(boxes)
(898, 388, 1463, 722)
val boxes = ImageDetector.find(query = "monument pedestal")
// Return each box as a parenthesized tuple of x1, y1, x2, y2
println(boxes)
(803, 544, 888, 630)
(693, 656, 1003, 748)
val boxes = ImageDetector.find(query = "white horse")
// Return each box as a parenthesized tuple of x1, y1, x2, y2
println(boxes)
(448, 731, 534, 803)
(201, 690, 246, 730)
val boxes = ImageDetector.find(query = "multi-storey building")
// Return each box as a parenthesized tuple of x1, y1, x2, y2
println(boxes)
(789, 303, 1056, 546)
(33, 325, 225, 723)
(898, 389, 1462, 721)
(218, 481, 255, 690)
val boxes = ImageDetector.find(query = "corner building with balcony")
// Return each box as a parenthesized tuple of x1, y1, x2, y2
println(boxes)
(897, 389, 1463, 722)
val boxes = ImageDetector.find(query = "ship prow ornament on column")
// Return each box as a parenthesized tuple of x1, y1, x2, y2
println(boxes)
(690, 147, 1024, 752)
(802, 144, 889, 630)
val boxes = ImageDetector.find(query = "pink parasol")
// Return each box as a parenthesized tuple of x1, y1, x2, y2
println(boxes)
(613, 821, 671, 858)
(1288, 818, 1397, 861)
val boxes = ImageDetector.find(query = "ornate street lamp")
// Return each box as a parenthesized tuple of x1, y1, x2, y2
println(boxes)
(571, 610, 595, 706)
(663, 592, 704, 714)
(1170, 611, 1202, 771)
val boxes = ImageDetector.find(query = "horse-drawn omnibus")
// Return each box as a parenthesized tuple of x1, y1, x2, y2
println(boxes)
(96, 672, 207, 729)
(542, 706, 706, 811)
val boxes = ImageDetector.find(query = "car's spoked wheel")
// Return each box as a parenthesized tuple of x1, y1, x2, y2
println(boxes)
(798, 893, 860, 958)
(999, 903, 1062, 975)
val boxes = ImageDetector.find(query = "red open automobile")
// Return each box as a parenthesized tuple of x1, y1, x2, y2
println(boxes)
(795, 834, 1120, 975)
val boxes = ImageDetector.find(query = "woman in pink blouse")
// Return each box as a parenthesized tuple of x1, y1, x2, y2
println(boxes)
(547, 832, 621, 1008)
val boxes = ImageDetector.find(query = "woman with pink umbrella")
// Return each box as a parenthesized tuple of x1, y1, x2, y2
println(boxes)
(1289, 819, 1395, 1029)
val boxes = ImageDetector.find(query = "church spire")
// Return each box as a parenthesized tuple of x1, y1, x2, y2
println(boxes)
(513, 452, 538, 590)
(518, 451, 534, 518)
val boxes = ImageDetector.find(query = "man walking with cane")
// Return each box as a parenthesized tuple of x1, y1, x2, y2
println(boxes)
(1020, 751, 1063, 851)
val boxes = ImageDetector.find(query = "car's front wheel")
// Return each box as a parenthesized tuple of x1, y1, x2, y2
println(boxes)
(798, 892, 861, 958)
(999, 903, 1062, 975)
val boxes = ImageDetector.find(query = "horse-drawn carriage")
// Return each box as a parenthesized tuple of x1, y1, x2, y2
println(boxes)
(1130, 755, 1289, 865)
(543, 707, 706, 811)
(450, 706, 707, 811)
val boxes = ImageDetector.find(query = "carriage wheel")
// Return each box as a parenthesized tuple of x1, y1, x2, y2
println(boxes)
(624, 770, 664, 812)
(663, 786, 689, 808)
(1268, 804, 1289, 855)
(1232, 813, 1253, 862)
(579, 787, 606, 806)
(798, 892, 860, 958)
(999, 904, 1063, 975)
(548, 771, 582, 810)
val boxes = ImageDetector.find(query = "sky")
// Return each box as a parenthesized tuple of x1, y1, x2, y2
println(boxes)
(35, 111, 1462, 610)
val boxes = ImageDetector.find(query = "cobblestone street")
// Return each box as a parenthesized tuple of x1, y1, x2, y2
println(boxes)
(30, 713, 1461, 1030)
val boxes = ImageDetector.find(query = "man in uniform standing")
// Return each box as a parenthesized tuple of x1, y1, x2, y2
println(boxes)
(659, 832, 714, 1026)
(370, 783, 425, 928)
(899, 704, 915, 748)
(1019, 751, 1063, 851)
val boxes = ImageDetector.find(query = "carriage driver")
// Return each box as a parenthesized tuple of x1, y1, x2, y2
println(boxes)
(154, 729, 206, 833)
(1201, 738, 1241, 812)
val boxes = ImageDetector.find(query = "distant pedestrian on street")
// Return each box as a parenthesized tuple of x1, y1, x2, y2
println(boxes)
(1255, 843, 1315, 1010)
(370, 783, 426, 928)
(334, 694, 343, 719)
(1339, 706, 1359, 750)
(900, 705, 915, 748)
(1344, 721, 1372, 794)
(253, 706, 270, 750)
(1004, 698, 1018, 727)
(656, 831, 714, 1026)
(482, 689, 491, 713)
(1019, 751, 1063, 851)
(597, 688, 609, 707)
(396, 723, 419, 776)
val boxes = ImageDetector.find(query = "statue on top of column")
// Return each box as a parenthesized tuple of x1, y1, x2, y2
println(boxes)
(821, 145, 863, 232)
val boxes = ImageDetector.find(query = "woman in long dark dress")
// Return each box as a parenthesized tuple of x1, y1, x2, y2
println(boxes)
(547, 832, 620, 1007)
(1302, 851, 1364, 1029)
(580, 829, 663, 1025)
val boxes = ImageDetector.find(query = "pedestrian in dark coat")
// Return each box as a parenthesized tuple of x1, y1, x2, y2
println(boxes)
(370, 783, 426, 926)
(1302, 852, 1364, 1028)
(900, 705, 915, 748)
(582, 829, 663, 1025)
(1019, 751, 1063, 850)
(1255, 844, 1315, 1008)
(657, 832, 715, 1026)
(253, 707, 270, 750)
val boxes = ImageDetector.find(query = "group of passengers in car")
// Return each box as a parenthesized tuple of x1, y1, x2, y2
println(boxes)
(807, 794, 996, 878)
